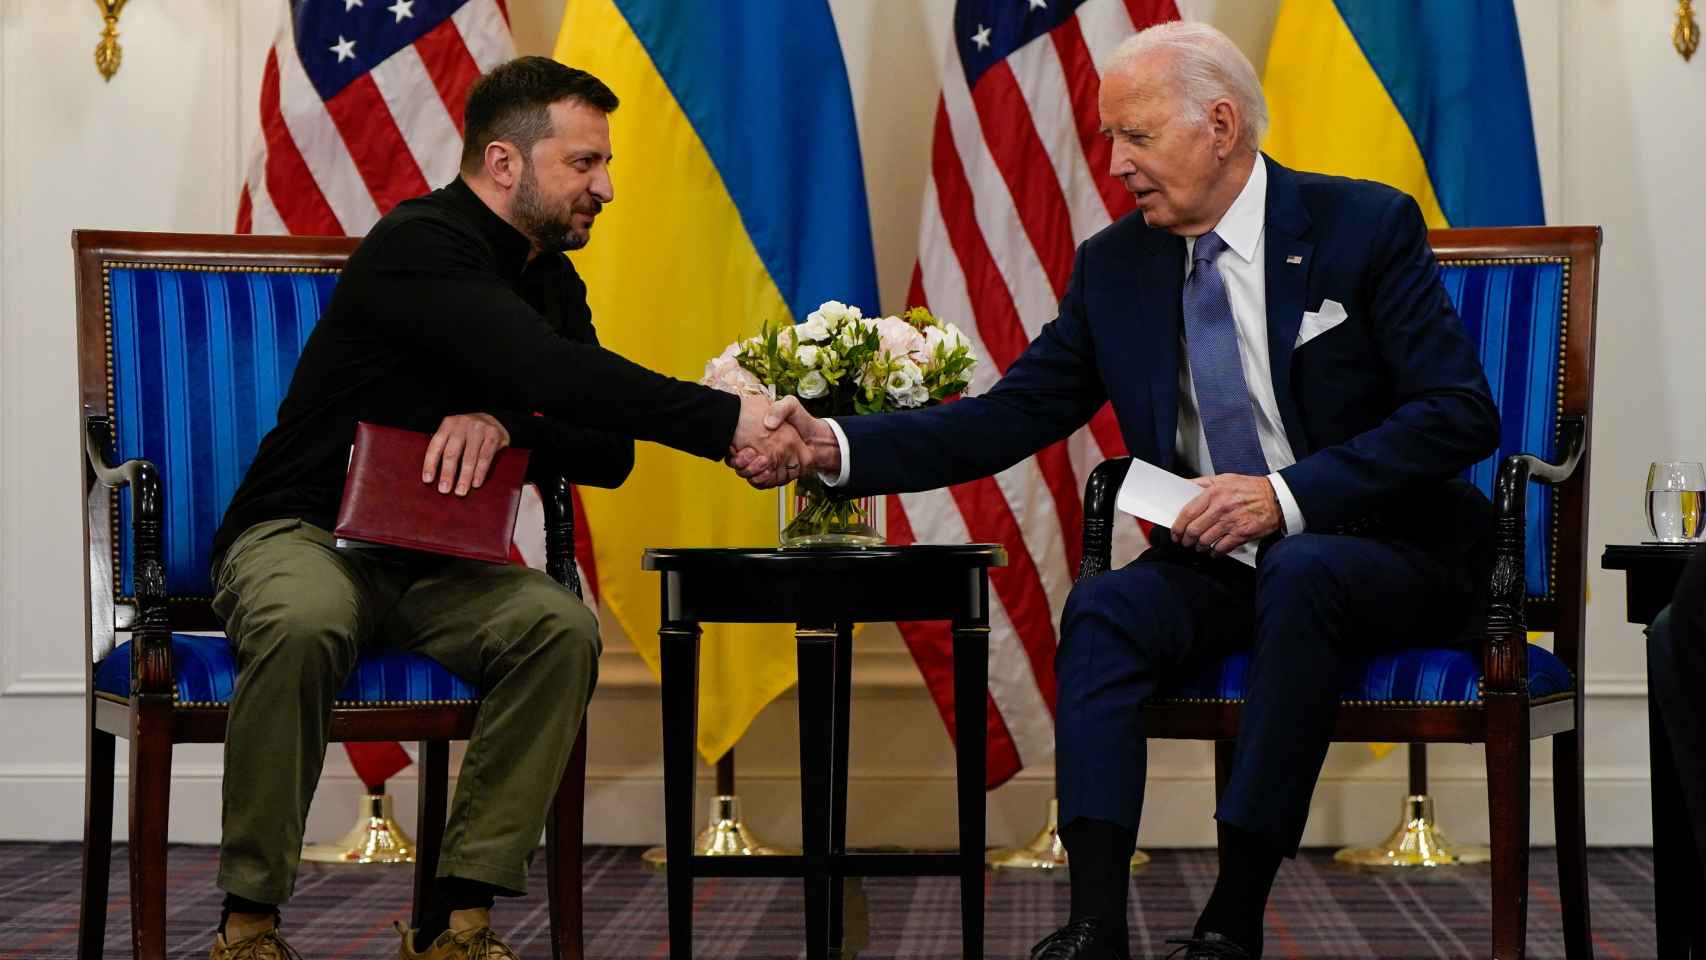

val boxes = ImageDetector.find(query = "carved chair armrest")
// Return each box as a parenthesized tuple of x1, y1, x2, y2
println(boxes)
(531, 470, 581, 600)
(1079, 457, 1134, 582)
(85, 413, 174, 698)
(1480, 413, 1587, 695)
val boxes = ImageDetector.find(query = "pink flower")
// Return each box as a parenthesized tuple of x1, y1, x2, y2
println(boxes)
(873, 315, 926, 361)
(701, 342, 768, 397)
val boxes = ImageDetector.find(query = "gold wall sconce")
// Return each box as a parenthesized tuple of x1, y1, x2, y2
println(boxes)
(94, 0, 129, 81)
(1678, 0, 1701, 61)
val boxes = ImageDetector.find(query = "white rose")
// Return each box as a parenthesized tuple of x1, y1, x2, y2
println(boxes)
(797, 313, 832, 342)
(923, 325, 947, 355)
(907, 384, 931, 406)
(795, 344, 820, 368)
(815, 300, 853, 326)
(798, 370, 829, 399)
(942, 323, 971, 352)
(885, 360, 924, 403)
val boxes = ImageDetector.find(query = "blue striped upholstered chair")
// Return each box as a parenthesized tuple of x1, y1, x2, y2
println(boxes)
(72, 231, 589, 960)
(1079, 226, 1602, 960)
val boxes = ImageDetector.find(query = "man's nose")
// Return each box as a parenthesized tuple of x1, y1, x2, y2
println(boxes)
(592, 169, 614, 204)
(1107, 143, 1136, 178)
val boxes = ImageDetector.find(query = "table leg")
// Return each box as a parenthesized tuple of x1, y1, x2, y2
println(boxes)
(829, 622, 853, 952)
(1650, 645, 1706, 959)
(661, 621, 701, 960)
(953, 618, 989, 960)
(798, 624, 837, 960)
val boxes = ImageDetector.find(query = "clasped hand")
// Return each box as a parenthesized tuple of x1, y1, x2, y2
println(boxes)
(1172, 473, 1282, 554)
(727, 395, 839, 489)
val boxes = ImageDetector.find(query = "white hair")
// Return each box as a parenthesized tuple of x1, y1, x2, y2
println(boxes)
(1106, 21, 1268, 153)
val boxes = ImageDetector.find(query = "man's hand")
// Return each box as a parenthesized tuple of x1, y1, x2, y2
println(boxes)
(1172, 473, 1282, 554)
(422, 413, 510, 497)
(728, 394, 812, 488)
(729, 396, 841, 488)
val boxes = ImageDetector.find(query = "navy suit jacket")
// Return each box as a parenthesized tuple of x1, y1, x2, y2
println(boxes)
(840, 158, 1501, 562)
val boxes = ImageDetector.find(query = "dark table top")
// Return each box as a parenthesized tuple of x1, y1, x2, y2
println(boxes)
(642, 544, 1009, 625)
(1601, 542, 1699, 570)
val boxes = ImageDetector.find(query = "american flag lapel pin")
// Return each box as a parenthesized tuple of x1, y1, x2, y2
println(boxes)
(1286, 255, 1303, 265)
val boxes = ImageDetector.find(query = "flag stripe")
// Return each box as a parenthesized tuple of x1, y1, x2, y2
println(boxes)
(967, 61, 1076, 298)
(257, 49, 343, 236)
(1004, 34, 1112, 261)
(272, 21, 382, 232)
(452, 0, 516, 73)
(1048, 15, 1133, 220)
(414, 15, 485, 135)
(323, 74, 433, 214)
(369, 44, 466, 187)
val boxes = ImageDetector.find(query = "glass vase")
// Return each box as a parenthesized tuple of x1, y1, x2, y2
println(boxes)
(779, 474, 883, 548)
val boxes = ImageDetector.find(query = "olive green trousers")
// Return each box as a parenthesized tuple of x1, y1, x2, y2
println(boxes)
(212, 519, 600, 904)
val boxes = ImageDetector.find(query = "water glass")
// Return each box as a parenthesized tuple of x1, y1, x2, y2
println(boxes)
(1646, 460, 1706, 542)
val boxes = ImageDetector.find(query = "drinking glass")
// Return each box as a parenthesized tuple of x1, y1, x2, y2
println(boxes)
(1646, 460, 1706, 542)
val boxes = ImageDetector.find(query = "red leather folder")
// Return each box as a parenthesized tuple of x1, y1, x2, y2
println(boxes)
(333, 421, 531, 564)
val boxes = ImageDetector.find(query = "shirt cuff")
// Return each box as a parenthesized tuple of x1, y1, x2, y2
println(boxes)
(822, 417, 852, 487)
(1268, 472, 1306, 536)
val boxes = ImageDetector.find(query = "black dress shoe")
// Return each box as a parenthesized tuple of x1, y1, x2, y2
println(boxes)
(1161, 932, 1255, 958)
(1030, 917, 1128, 959)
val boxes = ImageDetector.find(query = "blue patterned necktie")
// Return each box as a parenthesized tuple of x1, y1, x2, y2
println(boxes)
(1183, 231, 1269, 477)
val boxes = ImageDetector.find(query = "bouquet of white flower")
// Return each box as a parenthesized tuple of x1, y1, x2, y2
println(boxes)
(702, 300, 979, 545)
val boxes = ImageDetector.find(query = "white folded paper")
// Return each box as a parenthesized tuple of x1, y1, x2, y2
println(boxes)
(1114, 457, 1258, 567)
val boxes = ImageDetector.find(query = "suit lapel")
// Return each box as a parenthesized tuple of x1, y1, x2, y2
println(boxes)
(1135, 231, 1185, 469)
(1262, 158, 1313, 456)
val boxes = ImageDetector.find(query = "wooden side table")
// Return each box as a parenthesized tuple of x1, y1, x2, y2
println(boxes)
(1601, 543, 1704, 958)
(643, 545, 1007, 960)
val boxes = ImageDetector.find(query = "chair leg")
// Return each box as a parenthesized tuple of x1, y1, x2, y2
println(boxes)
(127, 703, 173, 960)
(1484, 693, 1531, 960)
(546, 722, 588, 960)
(1552, 728, 1592, 959)
(1213, 740, 1235, 874)
(77, 711, 116, 960)
(411, 741, 450, 932)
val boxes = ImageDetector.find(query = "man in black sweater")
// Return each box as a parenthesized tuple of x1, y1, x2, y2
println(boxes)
(209, 58, 802, 960)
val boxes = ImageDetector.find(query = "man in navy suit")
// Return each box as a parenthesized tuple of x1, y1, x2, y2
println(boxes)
(741, 20, 1498, 960)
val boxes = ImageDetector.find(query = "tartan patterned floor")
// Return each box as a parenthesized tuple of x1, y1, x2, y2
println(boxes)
(0, 843, 1652, 959)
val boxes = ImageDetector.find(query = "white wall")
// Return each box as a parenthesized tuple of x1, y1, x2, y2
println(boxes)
(0, 0, 1700, 851)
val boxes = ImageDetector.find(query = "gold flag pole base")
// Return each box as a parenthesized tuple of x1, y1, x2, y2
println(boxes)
(301, 792, 416, 865)
(1333, 794, 1490, 868)
(986, 797, 1150, 871)
(642, 795, 796, 869)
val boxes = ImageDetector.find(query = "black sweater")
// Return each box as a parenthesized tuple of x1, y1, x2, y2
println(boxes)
(212, 177, 739, 564)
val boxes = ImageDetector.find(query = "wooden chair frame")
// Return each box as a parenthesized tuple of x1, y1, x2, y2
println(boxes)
(71, 230, 588, 960)
(1078, 226, 1602, 959)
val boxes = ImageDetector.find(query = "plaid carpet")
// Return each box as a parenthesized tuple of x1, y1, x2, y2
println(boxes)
(0, 843, 1653, 958)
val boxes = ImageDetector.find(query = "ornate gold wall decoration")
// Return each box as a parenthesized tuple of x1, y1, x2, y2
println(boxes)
(94, 0, 129, 81)
(1678, 0, 1701, 61)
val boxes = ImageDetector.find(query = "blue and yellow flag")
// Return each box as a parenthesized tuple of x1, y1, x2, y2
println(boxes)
(1262, 0, 1544, 228)
(554, 1, 879, 762)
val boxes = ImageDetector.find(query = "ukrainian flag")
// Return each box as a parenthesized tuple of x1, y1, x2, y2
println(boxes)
(1262, 0, 1544, 228)
(554, 1, 879, 763)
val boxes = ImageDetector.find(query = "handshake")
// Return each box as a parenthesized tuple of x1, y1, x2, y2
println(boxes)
(727, 395, 839, 489)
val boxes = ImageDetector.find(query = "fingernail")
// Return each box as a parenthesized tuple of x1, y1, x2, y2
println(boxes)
(439, 481, 450, 493)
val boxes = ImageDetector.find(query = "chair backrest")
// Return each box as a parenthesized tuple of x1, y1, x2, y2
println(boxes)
(76, 231, 361, 662)
(1430, 227, 1601, 674)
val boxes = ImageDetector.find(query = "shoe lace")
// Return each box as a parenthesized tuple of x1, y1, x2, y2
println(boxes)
(1162, 936, 1249, 959)
(450, 926, 522, 960)
(1032, 917, 1103, 959)
(224, 928, 305, 960)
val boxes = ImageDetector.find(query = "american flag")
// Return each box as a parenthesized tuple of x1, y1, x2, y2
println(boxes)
(890, 0, 1177, 787)
(236, 0, 600, 788)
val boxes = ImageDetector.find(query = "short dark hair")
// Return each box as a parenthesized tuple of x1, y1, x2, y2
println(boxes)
(460, 57, 618, 174)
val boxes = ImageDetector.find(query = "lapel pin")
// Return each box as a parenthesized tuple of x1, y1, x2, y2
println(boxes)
(1286, 255, 1303, 265)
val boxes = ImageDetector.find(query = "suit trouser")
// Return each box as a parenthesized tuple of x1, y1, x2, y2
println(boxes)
(211, 519, 601, 905)
(1648, 542, 1706, 870)
(1056, 532, 1475, 856)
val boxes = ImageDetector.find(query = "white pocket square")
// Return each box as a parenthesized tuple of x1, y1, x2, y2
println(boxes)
(1296, 298, 1349, 348)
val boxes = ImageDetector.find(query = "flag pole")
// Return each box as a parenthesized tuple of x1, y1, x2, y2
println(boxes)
(301, 779, 417, 865)
(643, 748, 794, 867)
(1333, 744, 1489, 867)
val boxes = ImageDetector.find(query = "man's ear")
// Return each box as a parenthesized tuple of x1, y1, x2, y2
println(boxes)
(1208, 99, 1240, 159)
(483, 141, 522, 188)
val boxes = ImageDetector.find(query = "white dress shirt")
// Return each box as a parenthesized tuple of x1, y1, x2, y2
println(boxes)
(824, 154, 1305, 536)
